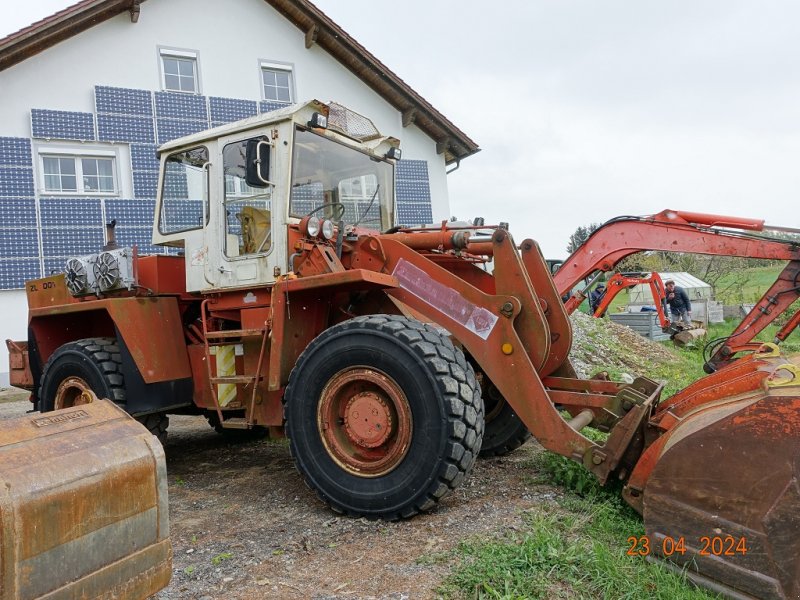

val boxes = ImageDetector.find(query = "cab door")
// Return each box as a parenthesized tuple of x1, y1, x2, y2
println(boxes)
(202, 131, 288, 290)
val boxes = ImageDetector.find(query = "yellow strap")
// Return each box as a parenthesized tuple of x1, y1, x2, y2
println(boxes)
(766, 363, 800, 388)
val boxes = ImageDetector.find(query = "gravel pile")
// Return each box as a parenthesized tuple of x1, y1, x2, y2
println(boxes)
(568, 311, 680, 379)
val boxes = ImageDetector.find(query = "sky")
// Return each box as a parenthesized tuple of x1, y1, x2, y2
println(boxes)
(3, 1, 800, 257)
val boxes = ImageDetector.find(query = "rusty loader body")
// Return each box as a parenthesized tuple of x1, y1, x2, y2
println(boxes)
(8, 101, 800, 598)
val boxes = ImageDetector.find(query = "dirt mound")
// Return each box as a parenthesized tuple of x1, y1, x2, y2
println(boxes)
(568, 311, 680, 378)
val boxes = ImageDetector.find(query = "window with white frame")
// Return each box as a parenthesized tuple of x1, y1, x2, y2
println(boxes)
(40, 154, 118, 195)
(161, 49, 198, 93)
(261, 63, 292, 102)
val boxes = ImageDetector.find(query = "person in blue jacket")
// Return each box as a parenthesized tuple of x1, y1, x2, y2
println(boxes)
(589, 284, 606, 314)
(665, 279, 692, 326)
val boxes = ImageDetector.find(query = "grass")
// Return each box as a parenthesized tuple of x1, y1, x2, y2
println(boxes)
(437, 492, 718, 600)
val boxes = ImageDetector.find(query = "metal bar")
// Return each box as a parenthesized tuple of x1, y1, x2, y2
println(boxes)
(200, 298, 225, 426)
(567, 409, 594, 431)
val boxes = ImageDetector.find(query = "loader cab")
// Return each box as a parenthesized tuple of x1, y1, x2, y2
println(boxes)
(152, 100, 400, 293)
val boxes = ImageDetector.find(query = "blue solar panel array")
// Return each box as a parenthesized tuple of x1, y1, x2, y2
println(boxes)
(155, 92, 209, 121)
(210, 97, 258, 127)
(97, 114, 155, 144)
(95, 86, 153, 117)
(395, 159, 432, 225)
(0, 167, 35, 197)
(0, 137, 33, 167)
(0, 136, 38, 287)
(156, 118, 209, 144)
(31, 109, 95, 141)
(130, 144, 159, 172)
(260, 100, 289, 114)
(133, 171, 159, 199)
(106, 199, 156, 227)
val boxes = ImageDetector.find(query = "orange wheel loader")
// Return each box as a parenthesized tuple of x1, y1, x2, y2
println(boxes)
(7, 100, 799, 599)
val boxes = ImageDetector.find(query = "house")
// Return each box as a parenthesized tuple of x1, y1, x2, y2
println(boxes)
(0, 0, 479, 382)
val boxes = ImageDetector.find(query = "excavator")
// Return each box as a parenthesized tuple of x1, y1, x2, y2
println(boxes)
(551, 210, 800, 372)
(8, 102, 800, 599)
(583, 270, 672, 327)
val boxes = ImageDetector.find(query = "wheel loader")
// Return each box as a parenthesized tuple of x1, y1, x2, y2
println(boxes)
(7, 100, 800, 599)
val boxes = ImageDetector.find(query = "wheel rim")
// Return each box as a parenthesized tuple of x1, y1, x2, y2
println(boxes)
(317, 367, 412, 477)
(482, 375, 506, 423)
(54, 376, 99, 409)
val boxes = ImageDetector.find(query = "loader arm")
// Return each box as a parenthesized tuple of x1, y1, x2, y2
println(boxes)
(552, 209, 800, 369)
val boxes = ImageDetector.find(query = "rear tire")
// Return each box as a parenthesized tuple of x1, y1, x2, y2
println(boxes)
(478, 377, 531, 457)
(38, 337, 168, 444)
(285, 315, 483, 519)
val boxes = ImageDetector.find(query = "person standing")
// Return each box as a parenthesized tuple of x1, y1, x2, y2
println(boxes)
(664, 279, 692, 326)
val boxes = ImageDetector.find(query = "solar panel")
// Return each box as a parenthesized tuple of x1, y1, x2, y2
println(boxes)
(209, 97, 258, 124)
(396, 202, 433, 226)
(0, 137, 32, 167)
(39, 198, 102, 228)
(97, 114, 155, 144)
(130, 144, 159, 172)
(396, 159, 429, 180)
(156, 118, 209, 144)
(105, 199, 156, 227)
(160, 200, 204, 230)
(0, 168, 35, 197)
(133, 171, 158, 199)
(395, 179, 431, 203)
(31, 109, 95, 141)
(260, 100, 289, 114)
(0, 258, 41, 289)
(0, 229, 40, 258)
(114, 226, 162, 254)
(43, 257, 67, 277)
(0, 198, 38, 227)
(155, 92, 209, 121)
(95, 86, 153, 117)
(41, 227, 105, 256)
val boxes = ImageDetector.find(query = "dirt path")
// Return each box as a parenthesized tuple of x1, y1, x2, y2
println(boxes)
(0, 398, 560, 599)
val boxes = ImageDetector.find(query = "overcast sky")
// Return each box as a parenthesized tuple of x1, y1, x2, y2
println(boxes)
(3, 1, 799, 256)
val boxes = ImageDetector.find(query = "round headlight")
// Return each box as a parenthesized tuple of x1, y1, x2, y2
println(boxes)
(320, 219, 335, 240)
(306, 216, 321, 237)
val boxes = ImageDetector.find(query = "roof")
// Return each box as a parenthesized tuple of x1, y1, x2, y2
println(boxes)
(657, 272, 711, 289)
(0, 0, 478, 164)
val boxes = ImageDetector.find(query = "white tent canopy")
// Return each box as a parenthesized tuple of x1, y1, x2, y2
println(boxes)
(628, 272, 712, 304)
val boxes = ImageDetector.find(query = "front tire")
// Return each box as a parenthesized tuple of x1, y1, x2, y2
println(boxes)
(284, 315, 484, 519)
(38, 337, 169, 444)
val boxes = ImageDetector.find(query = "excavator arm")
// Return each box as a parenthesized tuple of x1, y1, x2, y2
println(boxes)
(590, 272, 671, 330)
(551, 209, 800, 370)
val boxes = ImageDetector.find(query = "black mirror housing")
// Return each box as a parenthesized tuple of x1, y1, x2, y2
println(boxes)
(245, 138, 271, 188)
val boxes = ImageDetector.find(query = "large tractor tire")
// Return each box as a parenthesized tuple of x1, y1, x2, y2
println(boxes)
(479, 378, 531, 457)
(38, 337, 169, 444)
(284, 315, 484, 519)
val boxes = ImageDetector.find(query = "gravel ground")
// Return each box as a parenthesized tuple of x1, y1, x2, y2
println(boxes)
(0, 394, 560, 599)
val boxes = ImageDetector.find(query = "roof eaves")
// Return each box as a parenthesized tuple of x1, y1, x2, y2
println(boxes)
(0, 0, 138, 72)
(265, 0, 479, 164)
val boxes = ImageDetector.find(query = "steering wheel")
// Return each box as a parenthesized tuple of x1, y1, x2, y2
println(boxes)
(306, 202, 346, 222)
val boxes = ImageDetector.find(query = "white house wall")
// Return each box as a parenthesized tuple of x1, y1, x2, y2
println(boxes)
(0, 0, 451, 376)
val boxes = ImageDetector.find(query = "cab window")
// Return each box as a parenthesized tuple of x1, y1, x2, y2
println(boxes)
(223, 139, 273, 256)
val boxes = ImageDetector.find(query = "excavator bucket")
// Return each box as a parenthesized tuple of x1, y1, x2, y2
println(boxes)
(0, 400, 172, 599)
(636, 358, 800, 599)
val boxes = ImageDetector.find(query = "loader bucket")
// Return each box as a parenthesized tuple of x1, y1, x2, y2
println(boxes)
(0, 400, 172, 599)
(640, 371, 800, 599)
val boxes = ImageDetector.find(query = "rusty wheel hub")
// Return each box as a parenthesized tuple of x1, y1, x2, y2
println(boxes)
(318, 367, 412, 477)
(54, 376, 98, 409)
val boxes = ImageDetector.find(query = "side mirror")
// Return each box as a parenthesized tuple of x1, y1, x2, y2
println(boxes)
(245, 138, 271, 187)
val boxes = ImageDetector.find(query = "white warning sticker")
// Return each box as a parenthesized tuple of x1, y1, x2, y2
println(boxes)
(392, 258, 498, 340)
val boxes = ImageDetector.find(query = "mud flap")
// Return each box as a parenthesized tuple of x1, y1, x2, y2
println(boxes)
(0, 400, 172, 599)
(643, 389, 800, 599)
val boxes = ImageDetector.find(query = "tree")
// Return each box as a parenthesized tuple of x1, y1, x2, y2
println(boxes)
(566, 222, 601, 254)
